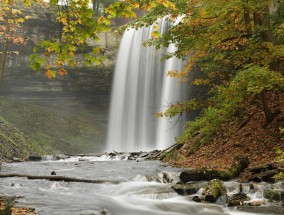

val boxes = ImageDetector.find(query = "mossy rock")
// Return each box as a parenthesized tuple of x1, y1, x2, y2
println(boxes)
(204, 179, 227, 203)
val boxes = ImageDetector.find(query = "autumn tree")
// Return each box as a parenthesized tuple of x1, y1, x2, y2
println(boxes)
(25, 0, 284, 141)
(102, 0, 284, 141)
(29, 0, 113, 78)
(0, 0, 28, 85)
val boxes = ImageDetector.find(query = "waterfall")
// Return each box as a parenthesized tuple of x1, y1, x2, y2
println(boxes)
(106, 18, 187, 152)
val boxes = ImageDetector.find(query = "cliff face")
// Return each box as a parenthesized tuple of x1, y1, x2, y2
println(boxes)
(2, 12, 120, 97)
(0, 8, 121, 154)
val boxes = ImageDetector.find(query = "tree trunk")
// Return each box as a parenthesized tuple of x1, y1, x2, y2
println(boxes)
(243, 0, 252, 37)
(0, 40, 8, 87)
(259, 90, 273, 123)
(259, 6, 274, 42)
(253, 6, 274, 42)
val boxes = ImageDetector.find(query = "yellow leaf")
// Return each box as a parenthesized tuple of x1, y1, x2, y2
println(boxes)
(151, 31, 160, 39)
(45, 70, 56, 79)
(59, 68, 67, 76)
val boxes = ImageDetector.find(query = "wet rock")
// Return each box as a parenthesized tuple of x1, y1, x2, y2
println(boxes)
(204, 179, 227, 203)
(264, 189, 284, 201)
(12, 157, 23, 162)
(51, 171, 56, 175)
(172, 182, 207, 196)
(192, 196, 203, 202)
(128, 156, 135, 160)
(109, 152, 117, 157)
(237, 204, 284, 214)
(227, 193, 250, 207)
(55, 155, 70, 160)
(162, 172, 173, 183)
(101, 208, 111, 215)
(79, 158, 89, 161)
(27, 155, 42, 161)
(247, 200, 265, 206)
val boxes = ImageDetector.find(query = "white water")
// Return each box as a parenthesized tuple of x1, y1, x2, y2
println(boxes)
(0, 158, 282, 215)
(106, 18, 187, 152)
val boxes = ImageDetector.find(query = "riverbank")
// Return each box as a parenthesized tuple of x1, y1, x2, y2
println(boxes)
(163, 91, 284, 170)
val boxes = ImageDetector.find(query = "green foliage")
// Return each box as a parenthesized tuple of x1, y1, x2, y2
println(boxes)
(178, 66, 284, 144)
(156, 99, 199, 118)
(0, 114, 44, 160)
(222, 66, 284, 102)
(7, 1, 284, 154)
(0, 98, 103, 154)
(274, 148, 284, 180)
(28, 0, 111, 78)
(179, 106, 230, 143)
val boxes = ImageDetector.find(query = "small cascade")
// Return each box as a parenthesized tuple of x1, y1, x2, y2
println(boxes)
(106, 17, 187, 152)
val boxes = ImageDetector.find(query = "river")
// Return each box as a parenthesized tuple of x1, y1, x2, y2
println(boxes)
(0, 156, 281, 215)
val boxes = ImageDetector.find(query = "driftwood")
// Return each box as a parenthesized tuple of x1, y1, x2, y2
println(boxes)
(0, 173, 123, 184)
(239, 161, 284, 183)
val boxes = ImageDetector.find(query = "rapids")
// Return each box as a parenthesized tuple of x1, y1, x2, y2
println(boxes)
(0, 156, 281, 215)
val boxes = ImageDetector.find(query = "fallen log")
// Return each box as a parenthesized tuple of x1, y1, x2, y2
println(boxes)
(0, 173, 123, 184)
(180, 156, 249, 183)
(239, 161, 284, 183)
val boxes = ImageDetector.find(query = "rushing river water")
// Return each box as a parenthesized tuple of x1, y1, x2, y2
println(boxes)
(0, 156, 282, 215)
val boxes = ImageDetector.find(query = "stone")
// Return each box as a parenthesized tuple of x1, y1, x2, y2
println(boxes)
(247, 200, 265, 206)
(204, 179, 227, 203)
(172, 182, 207, 196)
(101, 208, 111, 215)
(27, 155, 42, 161)
(192, 196, 202, 202)
(51, 171, 56, 175)
(228, 193, 250, 207)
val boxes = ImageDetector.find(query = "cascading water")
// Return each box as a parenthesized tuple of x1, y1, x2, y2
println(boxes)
(106, 17, 187, 152)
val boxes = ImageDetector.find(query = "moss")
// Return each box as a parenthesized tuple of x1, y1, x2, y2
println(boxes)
(204, 179, 227, 203)
(160, 149, 179, 161)
(0, 116, 43, 160)
(186, 141, 201, 157)
(0, 98, 104, 155)
(208, 179, 227, 196)
(264, 190, 284, 201)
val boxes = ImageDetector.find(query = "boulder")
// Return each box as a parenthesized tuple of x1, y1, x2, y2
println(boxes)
(228, 193, 250, 207)
(192, 195, 203, 202)
(204, 179, 227, 203)
(27, 155, 42, 161)
(264, 189, 284, 201)
(171, 182, 207, 195)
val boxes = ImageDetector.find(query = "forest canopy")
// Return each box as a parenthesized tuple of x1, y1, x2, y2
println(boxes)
(1, 0, 284, 144)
